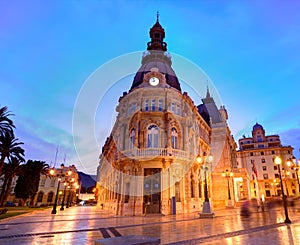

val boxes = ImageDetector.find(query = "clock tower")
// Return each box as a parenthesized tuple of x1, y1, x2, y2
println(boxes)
(130, 14, 181, 92)
(98, 16, 211, 216)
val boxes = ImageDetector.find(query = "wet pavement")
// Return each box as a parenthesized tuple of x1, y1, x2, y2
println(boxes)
(0, 205, 300, 244)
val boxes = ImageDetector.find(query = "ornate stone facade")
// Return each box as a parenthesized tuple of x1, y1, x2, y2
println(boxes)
(237, 123, 296, 200)
(96, 17, 239, 215)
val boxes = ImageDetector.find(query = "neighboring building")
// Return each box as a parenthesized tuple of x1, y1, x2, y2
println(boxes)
(0, 176, 18, 204)
(0, 164, 80, 206)
(237, 123, 296, 199)
(38, 164, 80, 206)
(198, 90, 247, 208)
(96, 17, 239, 215)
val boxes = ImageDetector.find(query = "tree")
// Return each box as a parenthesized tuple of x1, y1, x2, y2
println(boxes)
(0, 132, 25, 175)
(0, 157, 24, 206)
(14, 160, 49, 206)
(27, 160, 50, 205)
(0, 106, 14, 137)
(14, 174, 31, 206)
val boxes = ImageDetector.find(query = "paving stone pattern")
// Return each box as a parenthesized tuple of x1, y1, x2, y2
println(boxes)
(0, 206, 300, 244)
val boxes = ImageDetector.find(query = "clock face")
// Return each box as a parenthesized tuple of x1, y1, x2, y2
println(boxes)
(149, 77, 159, 86)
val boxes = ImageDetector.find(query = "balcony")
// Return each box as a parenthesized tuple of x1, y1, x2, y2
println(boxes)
(117, 148, 191, 161)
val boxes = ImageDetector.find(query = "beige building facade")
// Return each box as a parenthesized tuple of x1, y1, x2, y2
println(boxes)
(38, 164, 80, 206)
(1, 164, 80, 206)
(97, 18, 240, 215)
(237, 123, 297, 200)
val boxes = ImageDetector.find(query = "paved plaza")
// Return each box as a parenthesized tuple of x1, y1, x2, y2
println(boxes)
(0, 205, 300, 244)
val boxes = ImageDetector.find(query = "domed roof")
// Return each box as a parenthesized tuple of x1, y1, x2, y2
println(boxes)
(130, 54, 181, 91)
(253, 122, 264, 131)
(130, 16, 181, 92)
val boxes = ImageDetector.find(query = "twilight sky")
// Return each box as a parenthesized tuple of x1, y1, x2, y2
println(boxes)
(1, 1, 300, 174)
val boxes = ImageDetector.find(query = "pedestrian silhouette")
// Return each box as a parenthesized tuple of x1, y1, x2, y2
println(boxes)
(241, 199, 250, 217)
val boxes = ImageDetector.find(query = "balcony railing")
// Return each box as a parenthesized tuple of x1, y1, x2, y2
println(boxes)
(117, 148, 191, 161)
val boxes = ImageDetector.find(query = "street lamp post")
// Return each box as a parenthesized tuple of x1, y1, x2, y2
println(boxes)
(197, 153, 214, 218)
(275, 156, 291, 224)
(51, 177, 61, 214)
(50, 164, 65, 214)
(60, 169, 73, 211)
(60, 183, 67, 211)
(222, 169, 233, 207)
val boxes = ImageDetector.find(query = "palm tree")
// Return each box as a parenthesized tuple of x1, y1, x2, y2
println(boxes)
(26, 160, 50, 206)
(0, 132, 25, 175)
(0, 157, 24, 206)
(0, 106, 14, 137)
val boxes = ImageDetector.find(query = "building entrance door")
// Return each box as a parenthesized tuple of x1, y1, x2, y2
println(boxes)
(143, 168, 161, 214)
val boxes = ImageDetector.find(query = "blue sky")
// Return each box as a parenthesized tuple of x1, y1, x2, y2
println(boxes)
(1, 1, 300, 174)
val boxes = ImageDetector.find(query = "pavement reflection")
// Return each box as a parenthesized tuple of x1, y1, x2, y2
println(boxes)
(0, 206, 300, 244)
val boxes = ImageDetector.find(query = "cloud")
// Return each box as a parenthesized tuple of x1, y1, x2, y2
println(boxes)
(280, 127, 300, 157)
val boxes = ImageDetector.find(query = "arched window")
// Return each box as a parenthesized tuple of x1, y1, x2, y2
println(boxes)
(129, 129, 135, 149)
(47, 192, 54, 203)
(171, 127, 178, 149)
(37, 191, 44, 202)
(147, 125, 159, 148)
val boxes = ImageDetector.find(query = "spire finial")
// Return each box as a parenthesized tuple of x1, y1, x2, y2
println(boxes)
(206, 81, 211, 98)
(156, 11, 159, 22)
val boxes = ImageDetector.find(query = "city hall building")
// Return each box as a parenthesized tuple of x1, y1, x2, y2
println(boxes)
(96, 17, 242, 215)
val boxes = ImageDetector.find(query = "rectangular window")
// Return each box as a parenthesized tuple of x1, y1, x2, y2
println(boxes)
(158, 99, 163, 111)
(265, 183, 270, 188)
(250, 152, 253, 156)
(263, 174, 268, 179)
(171, 136, 178, 149)
(261, 151, 264, 155)
(151, 99, 155, 111)
(263, 166, 267, 171)
(145, 99, 149, 111)
(176, 105, 180, 115)
(274, 173, 279, 178)
(271, 150, 275, 154)
(257, 135, 262, 142)
(171, 102, 175, 112)
(261, 159, 265, 163)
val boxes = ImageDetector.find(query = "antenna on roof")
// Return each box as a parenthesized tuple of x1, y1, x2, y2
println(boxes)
(54, 145, 59, 168)
(156, 11, 159, 22)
